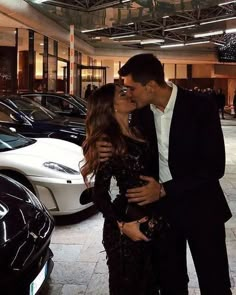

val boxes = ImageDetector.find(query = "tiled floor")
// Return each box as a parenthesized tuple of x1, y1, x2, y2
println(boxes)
(40, 115, 236, 295)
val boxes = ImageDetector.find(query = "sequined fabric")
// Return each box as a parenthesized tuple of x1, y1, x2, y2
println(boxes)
(93, 136, 159, 223)
(93, 136, 160, 294)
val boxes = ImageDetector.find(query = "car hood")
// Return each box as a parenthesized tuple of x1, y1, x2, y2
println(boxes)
(0, 174, 54, 247)
(0, 138, 84, 176)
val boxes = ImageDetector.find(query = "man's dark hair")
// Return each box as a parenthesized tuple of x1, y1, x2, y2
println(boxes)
(118, 53, 165, 86)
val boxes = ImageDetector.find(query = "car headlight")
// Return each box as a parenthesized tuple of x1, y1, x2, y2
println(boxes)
(43, 162, 80, 174)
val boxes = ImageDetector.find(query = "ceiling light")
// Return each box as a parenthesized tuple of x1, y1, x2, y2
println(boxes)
(213, 42, 225, 46)
(218, 1, 236, 5)
(81, 27, 106, 33)
(162, 15, 169, 18)
(160, 43, 184, 48)
(140, 39, 165, 44)
(185, 41, 210, 46)
(164, 24, 196, 32)
(225, 28, 236, 33)
(117, 39, 141, 43)
(110, 34, 136, 39)
(200, 16, 236, 25)
(194, 30, 223, 38)
(122, 0, 131, 2)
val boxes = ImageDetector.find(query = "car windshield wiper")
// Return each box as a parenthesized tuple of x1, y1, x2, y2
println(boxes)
(18, 139, 36, 148)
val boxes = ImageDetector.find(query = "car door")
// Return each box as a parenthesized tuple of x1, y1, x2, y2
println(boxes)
(44, 95, 78, 117)
(0, 102, 52, 138)
(0, 103, 34, 135)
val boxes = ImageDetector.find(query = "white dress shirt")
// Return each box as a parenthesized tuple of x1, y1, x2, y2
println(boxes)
(150, 82, 177, 183)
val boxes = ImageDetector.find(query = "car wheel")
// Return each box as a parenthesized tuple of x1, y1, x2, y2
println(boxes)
(0, 170, 36, 195)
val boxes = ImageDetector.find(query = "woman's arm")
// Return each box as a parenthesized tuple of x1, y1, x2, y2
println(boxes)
(93, 160, 118, 222)
(94, 160, 150, 242)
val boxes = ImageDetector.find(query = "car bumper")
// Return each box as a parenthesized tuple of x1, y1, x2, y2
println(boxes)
(29, 176, 93, 215)
(1, 244, 53, 294)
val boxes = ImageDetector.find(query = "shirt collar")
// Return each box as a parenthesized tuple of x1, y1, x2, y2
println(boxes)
(150, 82, 177, 113)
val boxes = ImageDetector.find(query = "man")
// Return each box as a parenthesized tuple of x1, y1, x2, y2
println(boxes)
(97, 53, 232, 295)
(216, 88, 226, 119)
(233, 89, 236, 118)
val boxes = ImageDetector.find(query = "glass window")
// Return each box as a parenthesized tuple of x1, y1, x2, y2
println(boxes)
(58, 43, 68, 60)
(0, 103, 20, 123)
(34, 33, 44, 91)
(11, 97, 56, 121)
(18, 29, 29, 91)
(0, 28, 17, 94)
(0, 128, 34, 151)
(48, 38, 55, 56)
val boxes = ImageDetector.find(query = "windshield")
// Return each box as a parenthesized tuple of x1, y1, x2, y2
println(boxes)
(8, 97, 59, 121)
(72, 95, 87, 107)
(70, 95, 87, 113)
(0, 129, 35, 152)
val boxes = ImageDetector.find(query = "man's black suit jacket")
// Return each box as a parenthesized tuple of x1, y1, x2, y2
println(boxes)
(132, 86, 232, 229)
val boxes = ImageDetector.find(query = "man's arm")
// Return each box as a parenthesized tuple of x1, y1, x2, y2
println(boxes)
(127, 95, 224, 204)
(126, 175, 166, 205)
(96, 140, 113, 162)
(163, 95, 225, 198)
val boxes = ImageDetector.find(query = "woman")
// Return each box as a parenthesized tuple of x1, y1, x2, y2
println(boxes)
(81, 83, 164, 295)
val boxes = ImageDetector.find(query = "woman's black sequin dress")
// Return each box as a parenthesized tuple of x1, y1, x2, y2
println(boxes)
(93, 136, 161, 295)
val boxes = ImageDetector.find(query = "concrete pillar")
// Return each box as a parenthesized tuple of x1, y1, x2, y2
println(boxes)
(69, 25, 75, 95)
(102, 59, 114, 84)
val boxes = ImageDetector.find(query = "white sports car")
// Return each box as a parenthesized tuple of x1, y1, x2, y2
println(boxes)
(0, 127, 92, 215)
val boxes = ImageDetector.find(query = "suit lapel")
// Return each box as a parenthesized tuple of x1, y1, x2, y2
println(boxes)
(168, 87, 188, 167)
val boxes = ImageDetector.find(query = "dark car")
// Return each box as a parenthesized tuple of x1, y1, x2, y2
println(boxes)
(0, 174, 54, 294)
(0, 96, 86, 145)
(21, 93, 87, 119)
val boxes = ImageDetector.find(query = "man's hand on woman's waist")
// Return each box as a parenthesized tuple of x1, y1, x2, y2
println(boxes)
(126, 175, 166, 205)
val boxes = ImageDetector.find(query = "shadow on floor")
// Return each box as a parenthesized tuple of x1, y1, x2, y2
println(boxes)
(54, 205, 98, 226)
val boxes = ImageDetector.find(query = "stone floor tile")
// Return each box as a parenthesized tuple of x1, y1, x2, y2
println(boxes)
(189, 289, 200, 295)
(50, 261, 96, 285)
(79, 246, 104, 263)
(50, 244, 83, 262)
(38, 282, 63, 295)
(61, 284, 87, 295)
(228, 201, 236, 213)
(226, 228, 236, 241)
(94, 252, 108, 274)
(226, 217, 236, 228)
(228, 194, 236, 201)
(85, 273, 109, 295)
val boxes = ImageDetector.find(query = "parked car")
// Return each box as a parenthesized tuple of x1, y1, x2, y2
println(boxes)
(0, 95, 86, 146)
(21, 92, 87, 118)
(0, 173, 54, 294)
(0, 126, 92, 215)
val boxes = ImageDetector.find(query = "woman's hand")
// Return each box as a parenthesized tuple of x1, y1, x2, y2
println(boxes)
(117, 217, 150, 242)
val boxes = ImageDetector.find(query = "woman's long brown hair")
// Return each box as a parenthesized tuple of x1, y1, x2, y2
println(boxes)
(81, 83, 127, 184)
